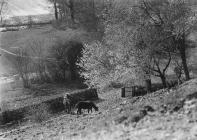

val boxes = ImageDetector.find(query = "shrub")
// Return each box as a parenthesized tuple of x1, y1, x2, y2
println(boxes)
(27, 103, 50, 123)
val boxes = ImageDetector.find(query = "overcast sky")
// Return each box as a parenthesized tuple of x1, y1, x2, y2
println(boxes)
(7, 0, 52, 17)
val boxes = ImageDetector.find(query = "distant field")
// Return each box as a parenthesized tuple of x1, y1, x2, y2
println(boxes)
(0, 24, 53, 48)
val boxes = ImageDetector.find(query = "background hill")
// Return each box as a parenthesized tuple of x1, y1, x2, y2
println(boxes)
(6, 0, 51, 17)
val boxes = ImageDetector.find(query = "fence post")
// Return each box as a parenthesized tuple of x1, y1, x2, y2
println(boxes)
(131, 86, 135, 97)
(121, 87, 125, 98)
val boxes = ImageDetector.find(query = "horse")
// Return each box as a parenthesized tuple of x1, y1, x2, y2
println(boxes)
(75, 101, 98, 114)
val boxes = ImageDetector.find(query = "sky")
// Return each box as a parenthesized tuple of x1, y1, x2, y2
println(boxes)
(6, 0, 52, 17)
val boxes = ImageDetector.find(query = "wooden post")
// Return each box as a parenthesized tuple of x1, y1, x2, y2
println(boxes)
(121, 87, 125, 98)
(131, 86, 135, 97)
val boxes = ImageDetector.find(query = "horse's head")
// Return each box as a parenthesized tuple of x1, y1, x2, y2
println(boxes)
(94, 106, 99, 111)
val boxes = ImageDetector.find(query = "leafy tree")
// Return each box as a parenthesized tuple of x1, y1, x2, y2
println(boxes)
(78, 41, 140, 89)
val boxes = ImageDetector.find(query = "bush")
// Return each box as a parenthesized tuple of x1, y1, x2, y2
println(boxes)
(27, 103, 50, 123)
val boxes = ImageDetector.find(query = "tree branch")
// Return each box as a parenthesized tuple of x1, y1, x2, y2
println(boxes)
(163, 52, 171, 73)
(139, 0, 159, 25)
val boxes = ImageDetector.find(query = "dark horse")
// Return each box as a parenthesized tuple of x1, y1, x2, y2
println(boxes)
(75, 101, 98, 114)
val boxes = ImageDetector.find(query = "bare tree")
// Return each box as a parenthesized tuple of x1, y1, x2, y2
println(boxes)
(151, 52, 172, 88)
(0, 0, 8, 24)
(49, 0, 75, 22)
(49, 0, 59, 20)
(5, 48, 31, 88)
(138, 0, 197, 81)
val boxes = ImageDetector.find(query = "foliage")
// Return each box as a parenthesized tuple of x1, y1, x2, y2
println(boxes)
(78, 40, 142, 89)
(78, 0, 197, 90)
(78, 1, 149, 89)
(27, 103, 50, 123)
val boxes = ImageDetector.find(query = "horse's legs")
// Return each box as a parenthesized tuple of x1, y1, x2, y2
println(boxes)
(77, 108, 82, 114)
(68, 104, 71, 114)
(68, 107, 70, 114)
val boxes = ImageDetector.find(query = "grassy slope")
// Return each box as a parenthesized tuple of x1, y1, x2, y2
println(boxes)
(1, 78, 197, 139)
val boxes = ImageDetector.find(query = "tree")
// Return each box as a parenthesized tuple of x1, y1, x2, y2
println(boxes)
(48, 0, 106, 32)
(54, 0, 59, 20)
(78, 0, 154, 90)
(0, 0, 8, 24)
(27, 16, 34, 28)
(151, 52, 172, 88)
(66, 41, 83, 81)
(48, 0, 75, 22)
(137, 0, 197, 81)
(48, 0, 59, 20)
(78, 41, 140, 89)
(79, 0, 197, 91)
(5, 47, 31, 88)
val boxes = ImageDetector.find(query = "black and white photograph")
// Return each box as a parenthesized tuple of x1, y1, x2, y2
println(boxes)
(0, 0, 197, 139)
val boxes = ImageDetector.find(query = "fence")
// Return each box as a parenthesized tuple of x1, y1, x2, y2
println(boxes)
(121, 86, 147, 98)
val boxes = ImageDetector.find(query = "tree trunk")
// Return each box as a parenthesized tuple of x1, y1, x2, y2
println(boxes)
(160, 74, 167, 88)
(121, 87, 126, 98)
(178, 38, 190, 81)
(69, 0, 75, 23)
(145, 79, 152, 93)
(22, 74, 30, 88)
(70, 65, 76, 81)
(54, 1, 58, 20)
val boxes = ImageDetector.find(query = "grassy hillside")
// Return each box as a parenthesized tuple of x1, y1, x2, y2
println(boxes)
(1, 78, 197, 139)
